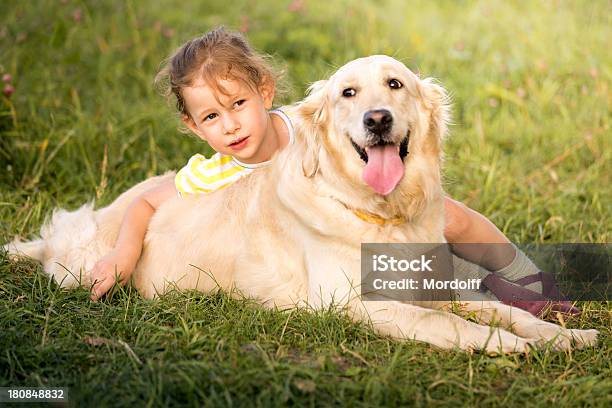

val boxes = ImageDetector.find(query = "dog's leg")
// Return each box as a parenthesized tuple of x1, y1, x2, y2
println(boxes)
(352, 300, 536, 353)
(457, 301, 598, 350)
(303, 240, 538, 353)
(304, 242, 534, 353)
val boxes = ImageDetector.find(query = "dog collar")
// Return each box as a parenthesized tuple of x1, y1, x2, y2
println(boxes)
(351, 208, 406, 226)
(333, 198, 406, 226)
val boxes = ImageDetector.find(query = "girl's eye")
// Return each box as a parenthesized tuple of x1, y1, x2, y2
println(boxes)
(388, 79, 403, 89)
(342, 88, 356, 97)
(204, 113, 217, 122)
(234, 99, 246, 107)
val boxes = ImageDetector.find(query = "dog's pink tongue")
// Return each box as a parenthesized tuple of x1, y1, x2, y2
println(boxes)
(362, 145, 405, 195)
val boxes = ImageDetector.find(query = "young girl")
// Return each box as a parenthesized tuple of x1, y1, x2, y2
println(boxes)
(89, 27, 574, 316)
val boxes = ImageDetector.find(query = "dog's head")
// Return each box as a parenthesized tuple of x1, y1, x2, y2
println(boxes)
(297, 55, 449, 204)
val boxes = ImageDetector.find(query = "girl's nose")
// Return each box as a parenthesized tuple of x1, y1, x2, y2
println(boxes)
(222, 114, 240, 135)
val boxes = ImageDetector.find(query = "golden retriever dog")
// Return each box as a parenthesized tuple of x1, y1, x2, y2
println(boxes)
(6, 55, 598, 353)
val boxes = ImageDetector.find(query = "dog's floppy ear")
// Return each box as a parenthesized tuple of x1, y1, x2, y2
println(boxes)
(298, 79, 329, 178)
(419, 78, 451, 145)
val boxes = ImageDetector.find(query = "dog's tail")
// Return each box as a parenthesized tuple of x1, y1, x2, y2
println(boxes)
(4, 201, 109, 288)
(3, 238, 46, 261)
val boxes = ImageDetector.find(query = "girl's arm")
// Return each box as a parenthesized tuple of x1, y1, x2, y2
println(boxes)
(444, 197, 516, 271)
(90, 179, 177, 300)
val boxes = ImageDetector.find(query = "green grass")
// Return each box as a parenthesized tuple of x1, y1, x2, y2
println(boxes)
(0, 0, 610, 406)
(2, 259, 611, 407)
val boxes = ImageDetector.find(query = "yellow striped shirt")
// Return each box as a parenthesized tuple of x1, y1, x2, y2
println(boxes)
(175, 109, 294, 196)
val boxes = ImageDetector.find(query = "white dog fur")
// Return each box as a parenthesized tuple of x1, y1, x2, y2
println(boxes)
(6, 55, 598, 353)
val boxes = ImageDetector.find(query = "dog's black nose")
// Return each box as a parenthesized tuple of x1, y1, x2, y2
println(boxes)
(363, 109, 393, 135)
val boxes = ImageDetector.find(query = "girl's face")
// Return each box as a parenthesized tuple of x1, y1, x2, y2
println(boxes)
(181, 78, 275, 164)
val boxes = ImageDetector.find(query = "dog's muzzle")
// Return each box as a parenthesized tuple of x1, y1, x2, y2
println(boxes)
(351, 110, 411, 195)
(351, 110, 410, 163)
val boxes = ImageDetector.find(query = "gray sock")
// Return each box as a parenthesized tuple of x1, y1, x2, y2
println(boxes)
(494, 244, 542, 293)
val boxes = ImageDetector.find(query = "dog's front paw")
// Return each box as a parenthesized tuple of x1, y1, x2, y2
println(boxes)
(568, 329, 599, 349)
(467, 328, 536, 355)
(518, 323, 599, 351)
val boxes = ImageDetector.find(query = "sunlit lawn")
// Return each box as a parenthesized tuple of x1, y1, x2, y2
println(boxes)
(1, 0, 610, 406)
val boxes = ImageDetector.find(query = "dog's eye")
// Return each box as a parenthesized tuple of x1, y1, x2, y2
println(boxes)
(342, 88, 356, 97)
(388, 79, 403, 89)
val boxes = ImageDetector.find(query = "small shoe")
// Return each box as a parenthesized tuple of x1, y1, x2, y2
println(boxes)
(511, 272, 581, 316)
(482, 272, 581, 317)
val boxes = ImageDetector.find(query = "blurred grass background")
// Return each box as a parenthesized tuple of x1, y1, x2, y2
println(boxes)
(0, 0, 610, 406)
(0, 0, 609, 242)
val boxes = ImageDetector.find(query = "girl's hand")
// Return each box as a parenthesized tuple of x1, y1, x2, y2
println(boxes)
(89, 249, 136, 301)
(88, 179, 176, 301)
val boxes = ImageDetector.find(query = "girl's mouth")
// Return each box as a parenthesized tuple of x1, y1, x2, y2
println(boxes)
(228, 136, 249, 150)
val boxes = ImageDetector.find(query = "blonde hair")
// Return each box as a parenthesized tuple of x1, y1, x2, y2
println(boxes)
(156, 26, 284, 118)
